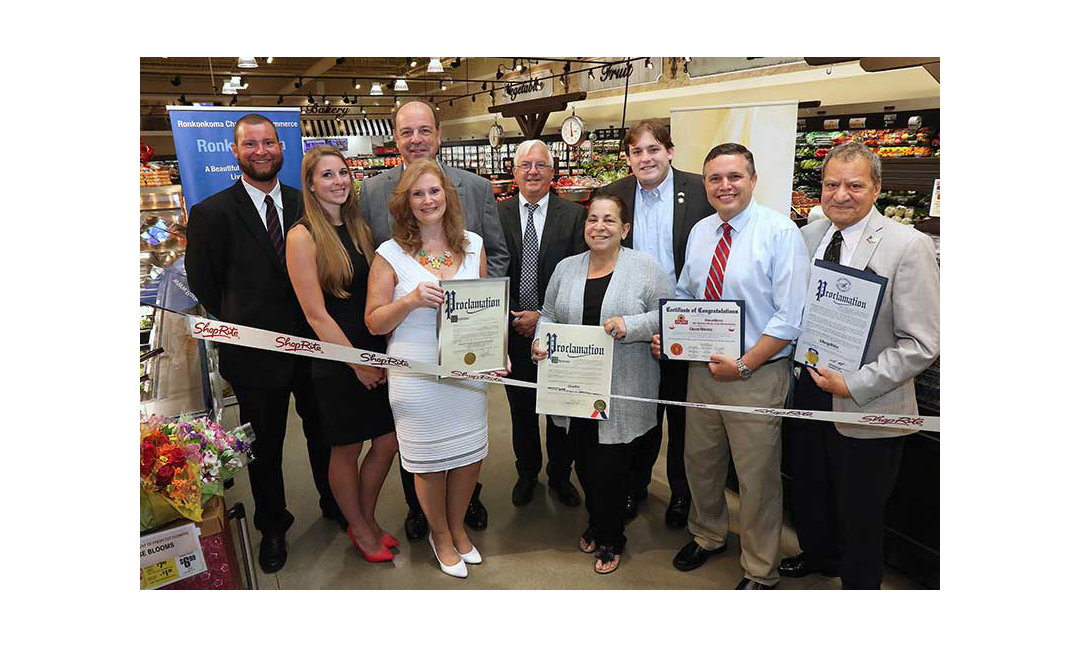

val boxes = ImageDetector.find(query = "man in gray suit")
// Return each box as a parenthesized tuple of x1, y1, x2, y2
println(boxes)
(780, 141, 940, 589)
(358, 100, 507, 540)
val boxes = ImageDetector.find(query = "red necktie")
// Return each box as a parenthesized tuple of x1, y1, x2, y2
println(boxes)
(704, 222, 733, 301)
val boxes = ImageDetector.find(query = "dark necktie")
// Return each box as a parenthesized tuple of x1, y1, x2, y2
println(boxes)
(264, 195, 285, 264)
(824, 230, 844, 264)
(520, 202, 540, 310)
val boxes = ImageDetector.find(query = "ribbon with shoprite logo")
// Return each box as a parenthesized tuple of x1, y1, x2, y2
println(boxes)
(186, 315, 940, 434)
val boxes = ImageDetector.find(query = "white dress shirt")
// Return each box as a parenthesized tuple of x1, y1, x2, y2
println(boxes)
(241, 177, 283, 231)
(518, 191, 549, 238)
(812, 212, 871, 266)
(676, 199, 810, 360)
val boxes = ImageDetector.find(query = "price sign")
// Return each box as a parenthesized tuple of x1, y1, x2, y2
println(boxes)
(139, 523, 207, 589)
(929, 178, 941, 217)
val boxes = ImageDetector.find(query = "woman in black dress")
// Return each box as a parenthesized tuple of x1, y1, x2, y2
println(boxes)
(286, 145, 398, 562)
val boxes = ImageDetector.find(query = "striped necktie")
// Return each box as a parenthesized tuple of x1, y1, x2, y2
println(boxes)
(704, 222, 733, 300)
(264, 195, 285, 264)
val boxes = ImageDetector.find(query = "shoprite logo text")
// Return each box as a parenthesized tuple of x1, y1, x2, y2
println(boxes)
(192, 322, 239, 339)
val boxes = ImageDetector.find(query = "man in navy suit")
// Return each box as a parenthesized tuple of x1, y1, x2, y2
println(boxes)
(186, 113, 340, 573)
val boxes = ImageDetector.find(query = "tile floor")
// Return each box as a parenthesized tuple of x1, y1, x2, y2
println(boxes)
(220, 385, 922, 590)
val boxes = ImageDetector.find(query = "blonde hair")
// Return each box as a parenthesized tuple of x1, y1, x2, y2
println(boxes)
(297, 145, 376, 299)
(387, 159, 466, 259)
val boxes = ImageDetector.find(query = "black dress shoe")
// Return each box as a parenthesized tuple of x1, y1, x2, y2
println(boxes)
(464, 483, 488, 530)
(404, 508, 428, 542)
(778, 553, 840, 578)
(665, 494, 690, 529)
(672, 539, 726, 571)
(512, 475, 537, 506)
(549, 479, 581, 507)
(735, 577, 776, 590)
(257, 513, 293, 574)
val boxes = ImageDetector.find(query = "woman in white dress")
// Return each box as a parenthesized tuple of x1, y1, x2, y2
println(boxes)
(365, 159, 489, 579)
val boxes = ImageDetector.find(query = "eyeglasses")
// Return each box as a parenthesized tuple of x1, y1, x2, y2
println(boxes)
(516, 162, 550, 171)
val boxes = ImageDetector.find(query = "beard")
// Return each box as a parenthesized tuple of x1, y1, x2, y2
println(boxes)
(239, 153, 284, 182)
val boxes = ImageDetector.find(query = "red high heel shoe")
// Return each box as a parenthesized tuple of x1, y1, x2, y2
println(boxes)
(380, 532, 400, 549)
(348, 526, 394, 562)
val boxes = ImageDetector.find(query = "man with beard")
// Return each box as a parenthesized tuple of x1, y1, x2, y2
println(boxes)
(187, 113, 340, 574)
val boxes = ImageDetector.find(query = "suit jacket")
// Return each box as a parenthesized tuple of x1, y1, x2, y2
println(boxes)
(800, 207, 940, 438)
(359, 162, 509, 278)
(537, 248, 673, 445)
(185, 179, 310, 390)
(596, 167, 713, 280)
(497, 191, 587, 316)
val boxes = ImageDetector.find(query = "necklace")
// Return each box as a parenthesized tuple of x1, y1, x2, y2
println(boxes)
(418, 248, 453, 269)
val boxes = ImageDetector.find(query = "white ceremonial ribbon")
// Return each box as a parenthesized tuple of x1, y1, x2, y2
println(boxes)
(187, 315, 940, 434)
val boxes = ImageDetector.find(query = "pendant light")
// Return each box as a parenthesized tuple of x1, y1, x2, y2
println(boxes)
(427, 58, 444, 73)
(237, 57, 258, 69)
(370, 82, 383, 96)
(394, 78, 409, 92)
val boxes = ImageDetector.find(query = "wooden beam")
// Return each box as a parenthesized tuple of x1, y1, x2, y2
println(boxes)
(488, 91, 587, 118)
(859, 57, 940, 73)
(804, 58, 860, 66)
(922, 61, 940, 83)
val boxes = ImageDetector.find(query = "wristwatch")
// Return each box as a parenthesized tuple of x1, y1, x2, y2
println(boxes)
(735, 357, 752, 379)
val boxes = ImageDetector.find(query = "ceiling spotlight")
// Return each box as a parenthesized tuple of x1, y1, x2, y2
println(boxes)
(324, 96, 330, 105)
(395, 98, 400, 106)
(336, 57, 346, 65)
(427, 58, 444, 73)
(471, 94, 476, 103)
(307, 93, 315, 104)
(237, 57, 258, 68)
(482, 81, 488, 90)
(409, 58, 417, 67)
(514, 58, 522, 72)
(342, 94, 350, 104)
(449, 99, 453, 106)
(370, 82, 383, 96)
(362, 107, 367, 114)
(441, 81, 448, 91)
(170, 75, 181, 87)
(178, 94, 187, 103)
(563, 62, 571, 74)
(353, 78, 360, 90)
(229, 95, 237, 106)
(684, 57, 692, 62)
(277, 95, 284, 105)
(295, 77, 303, 89)
(645, 58, 653, 69)
(451, 57, 461, 68)
(495, 68, 503, 80)
(435, 105, 440, 111)
(683, 61, 689, 74)
(394, 78, 409, 92)
(265, 57, 273, 64)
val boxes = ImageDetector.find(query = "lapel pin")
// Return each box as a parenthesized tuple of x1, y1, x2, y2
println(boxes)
(677, 191, 685, 204)
(867, 235, 878, 244)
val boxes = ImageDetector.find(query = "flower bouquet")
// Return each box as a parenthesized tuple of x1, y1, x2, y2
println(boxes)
(140, 415, 255, 532)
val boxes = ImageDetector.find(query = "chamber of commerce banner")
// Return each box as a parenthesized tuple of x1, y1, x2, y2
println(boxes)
(670, 101, 798, 217)
(166, 106, 303, 207)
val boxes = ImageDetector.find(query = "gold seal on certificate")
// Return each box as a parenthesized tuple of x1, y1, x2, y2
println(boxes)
(436, 277, 510, 373)
(658, 299, 745, 362)
(535, 323, 614, 420)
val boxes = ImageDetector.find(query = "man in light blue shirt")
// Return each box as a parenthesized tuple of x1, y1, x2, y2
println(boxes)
(658, 143, 810, 588)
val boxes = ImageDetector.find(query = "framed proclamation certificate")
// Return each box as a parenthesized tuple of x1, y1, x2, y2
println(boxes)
(794, 260, 888, 375)
(436, 277, 510, 373)
(658, 299, 745, 362)
(535, 323, 614, 420)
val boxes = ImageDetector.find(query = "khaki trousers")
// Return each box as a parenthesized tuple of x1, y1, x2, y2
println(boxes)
(685, 360, 790, 586)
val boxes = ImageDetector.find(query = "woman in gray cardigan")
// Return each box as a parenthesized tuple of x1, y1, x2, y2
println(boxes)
(531, 195, 673, 574)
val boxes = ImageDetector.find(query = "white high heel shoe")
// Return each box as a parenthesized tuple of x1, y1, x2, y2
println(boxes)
(457, 543, 482, 565)
(429, 534, 467, 578)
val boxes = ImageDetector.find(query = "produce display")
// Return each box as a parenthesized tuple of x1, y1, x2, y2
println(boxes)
(347, 155, 401, 169)
(876, 189, 932, 225)
(791, 190, 820, 218)
(579, 153, 629, 184)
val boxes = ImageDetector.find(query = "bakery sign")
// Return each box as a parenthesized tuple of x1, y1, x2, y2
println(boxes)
(582, 58, 657, 92)
(500, 74, 552, 103)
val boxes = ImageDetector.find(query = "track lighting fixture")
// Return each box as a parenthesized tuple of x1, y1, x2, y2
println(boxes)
(295, 77, 303, 89)
(482, 81, 488, 90)
(265, 57, 273, 64)
(179, 94, 187, 103)
(353, 78, 360, 90)
(342, 94, 350, 104)
(336, 57, 346, 65)
(229, 95, 237, 105)
(588, 69, 594, 79)
(370, 82, 383, 96)
(324, 96, 330, 105)
(307, 93, 315, 104)
(451, 57, 461, 68)
(170, 75, 181, 87)
(645, 58, 653, 69)
(495, 67, 504, 80)
(409, 58, 417, 67)
(394, 78, 409, 92)
(441, 81, 448, 91)
(237, 57, 258, 69)
(427, 58, 444, 73)
(277, 95, 283, 105)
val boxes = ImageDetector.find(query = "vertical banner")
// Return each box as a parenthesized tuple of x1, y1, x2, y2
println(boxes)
(166, 106, 303, 207)
(670, 101, 798, 216)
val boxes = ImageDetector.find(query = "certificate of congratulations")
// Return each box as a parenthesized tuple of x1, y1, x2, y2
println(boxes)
(436, 277, 510, 373)
(795, 260, 888, 375)
(535, 323, 614, 420)
(659, 299, 745, 362)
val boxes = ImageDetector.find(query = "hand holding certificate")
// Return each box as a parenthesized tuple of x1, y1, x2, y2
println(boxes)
(436, 277, 510, 373)
(658, 299, 745, 362)
(795, 260, 887, 375)
(534, 323, 614, 420)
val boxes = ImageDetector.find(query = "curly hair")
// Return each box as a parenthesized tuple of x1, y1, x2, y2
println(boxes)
(387, 159, 467, 259)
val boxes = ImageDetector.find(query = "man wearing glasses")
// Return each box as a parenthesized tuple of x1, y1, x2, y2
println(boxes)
(497, 140, 587, 508)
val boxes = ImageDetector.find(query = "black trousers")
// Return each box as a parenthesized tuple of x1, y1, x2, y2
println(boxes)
(233, 359, 336, 533)
(506, 330, 572, 482)
(570, 419, 631, 553)
(788, 370, 906, 589)
(627, 359, 689, 498)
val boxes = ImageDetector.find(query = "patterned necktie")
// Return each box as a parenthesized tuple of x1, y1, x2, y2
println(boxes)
(824, 230, 844, 264)
(264, 195, 285, 264)
(704, 222, 733, 300)
(520, 202, 540, 310)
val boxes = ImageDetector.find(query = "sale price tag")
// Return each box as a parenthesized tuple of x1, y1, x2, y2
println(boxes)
(139, 523, 207, 589)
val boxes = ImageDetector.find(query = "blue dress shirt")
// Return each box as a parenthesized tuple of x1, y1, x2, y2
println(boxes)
(633, 169, 677, 287)
(676, 199, 810, 360)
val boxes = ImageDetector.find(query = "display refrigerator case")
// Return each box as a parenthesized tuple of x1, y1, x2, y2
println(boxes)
(140, 185, 213, 418)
